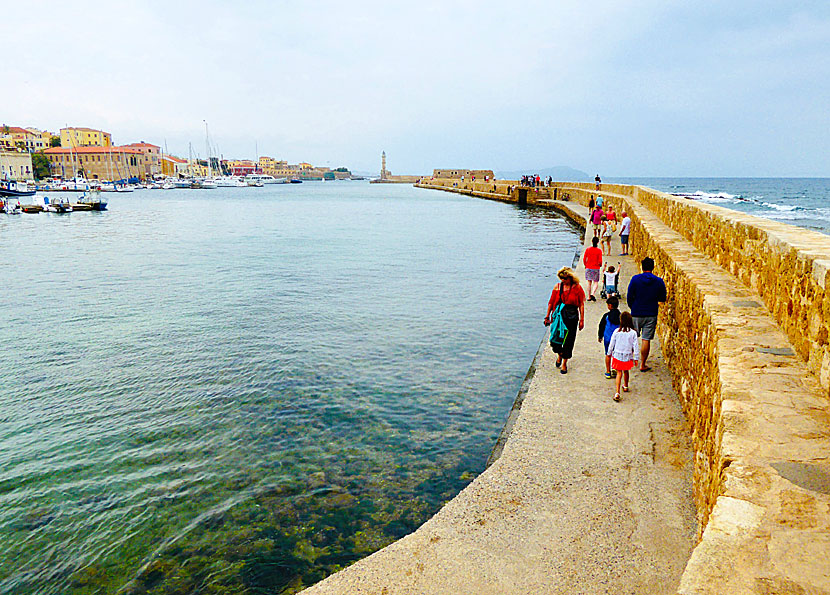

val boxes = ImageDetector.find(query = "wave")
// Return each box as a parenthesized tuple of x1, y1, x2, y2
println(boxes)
(672, 191, 737, 202)
(760, 201, 800, 212)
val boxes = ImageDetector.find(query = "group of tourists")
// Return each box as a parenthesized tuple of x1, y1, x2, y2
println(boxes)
(520, 175, 553, 188)
(588, 196, 631, 256)
(544, 198, 666, 401)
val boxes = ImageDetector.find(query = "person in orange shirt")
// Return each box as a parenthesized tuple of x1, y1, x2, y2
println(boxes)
(583, 236, 603, 301)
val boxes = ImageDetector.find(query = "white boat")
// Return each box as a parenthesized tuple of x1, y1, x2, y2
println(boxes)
(100, 182, 134, 192)
(200, 178, 218, 189)
(0, 198, 22, 214)
(52, 176, 92, 191)
(38, 196, 73, 213)
(245, 173, 285, 185)
(213, 176, 247, 187)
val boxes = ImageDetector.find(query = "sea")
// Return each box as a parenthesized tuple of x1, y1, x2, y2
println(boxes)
(0, 182, 581, 594)
(612, 177, 830, 234)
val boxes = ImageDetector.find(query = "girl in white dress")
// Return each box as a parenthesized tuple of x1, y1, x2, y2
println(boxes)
(607, 311, 639, 402)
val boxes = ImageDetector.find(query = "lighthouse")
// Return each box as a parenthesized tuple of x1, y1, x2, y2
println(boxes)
(381, 151, 389, 180)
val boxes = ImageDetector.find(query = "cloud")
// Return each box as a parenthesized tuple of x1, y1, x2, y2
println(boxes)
(3, 0, 828, 175)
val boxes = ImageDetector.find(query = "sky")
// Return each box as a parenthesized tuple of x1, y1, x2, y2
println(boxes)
(3, 0, 829, 176)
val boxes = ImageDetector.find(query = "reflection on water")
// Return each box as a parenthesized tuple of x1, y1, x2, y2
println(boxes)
(0, 183, 580, 593)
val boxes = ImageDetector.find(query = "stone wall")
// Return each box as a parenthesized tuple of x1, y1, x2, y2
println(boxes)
(630, 186, 830, 395)
(416, 179, 830, 593)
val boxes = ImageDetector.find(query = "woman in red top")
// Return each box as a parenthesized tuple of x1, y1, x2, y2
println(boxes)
(544, 267, 586, 374)
(582, 236, 604, 301)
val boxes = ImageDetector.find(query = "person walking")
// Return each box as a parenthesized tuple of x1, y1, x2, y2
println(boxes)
(583, 237, 603, 301)
(619, 211, 631, 255)
(608, 311, 639, 401)
(545, 267, 585, 374)
(595, 174, 601, 190)
(598, 295, 621, 379)
(626, 257, 667, 372)
(600, 215, 613, 254)
(590, 205, 604, 238)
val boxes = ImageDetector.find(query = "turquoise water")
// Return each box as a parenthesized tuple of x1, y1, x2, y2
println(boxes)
(0, 182, 581, 594)
(614, 178, 830, 234)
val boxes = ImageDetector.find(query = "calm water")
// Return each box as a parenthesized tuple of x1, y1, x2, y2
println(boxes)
(0, 182, 580, 594)
(613, 178, 830, 234)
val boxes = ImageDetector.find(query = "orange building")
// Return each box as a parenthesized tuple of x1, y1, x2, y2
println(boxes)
(44, 146, 148, 181)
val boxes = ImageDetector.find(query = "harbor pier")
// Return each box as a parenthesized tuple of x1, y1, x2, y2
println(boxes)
(302, 179, 830, 594)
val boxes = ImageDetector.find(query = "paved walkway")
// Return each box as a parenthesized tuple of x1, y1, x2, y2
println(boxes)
(303, 203, 697, 594)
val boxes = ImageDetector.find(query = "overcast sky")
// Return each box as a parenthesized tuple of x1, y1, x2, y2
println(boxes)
(4, 0, 828, 176)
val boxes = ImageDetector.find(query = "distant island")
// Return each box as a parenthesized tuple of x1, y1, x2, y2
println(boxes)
(496, 166, 592, 182)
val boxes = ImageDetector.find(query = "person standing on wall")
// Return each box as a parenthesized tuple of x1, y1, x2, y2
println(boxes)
(545, 267, 585, 374)
(626, 257, 667, 372)
(595, 174, 601, 190)
(583, 237, 603, 301)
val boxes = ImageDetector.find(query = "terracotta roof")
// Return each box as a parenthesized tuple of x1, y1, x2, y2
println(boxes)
(163, 155, 187, 163)
(60, 127, 109, 133)
(45, 146, 141, 155)
(2, 126, 32, 135)
(123, 142, 160, 149)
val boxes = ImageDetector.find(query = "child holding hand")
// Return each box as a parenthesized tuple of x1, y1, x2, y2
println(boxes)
(607, 311, 639, 402)
(597, 295, 621, 379)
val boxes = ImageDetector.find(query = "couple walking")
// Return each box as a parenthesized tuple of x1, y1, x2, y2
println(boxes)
(544, 257, 666, 377)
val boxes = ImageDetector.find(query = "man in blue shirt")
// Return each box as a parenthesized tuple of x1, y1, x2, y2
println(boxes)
(626, 257, 667, 371)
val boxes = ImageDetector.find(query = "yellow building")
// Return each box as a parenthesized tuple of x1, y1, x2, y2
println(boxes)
(161, 155, 188, 177)
(258, 156, 287, 171)
(60, 127, 112, 148)
(0, 126, 55, 152)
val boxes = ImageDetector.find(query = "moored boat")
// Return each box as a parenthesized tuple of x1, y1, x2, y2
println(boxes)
(0, 199, 22, 214)
(0, 179, 36, 198)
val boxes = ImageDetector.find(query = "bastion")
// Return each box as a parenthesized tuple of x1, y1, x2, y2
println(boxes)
(302, 178, 830, 594)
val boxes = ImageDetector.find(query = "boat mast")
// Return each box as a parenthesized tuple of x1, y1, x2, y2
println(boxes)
(204, 120, 212, 178)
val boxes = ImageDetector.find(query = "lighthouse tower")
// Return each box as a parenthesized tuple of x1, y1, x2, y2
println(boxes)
(381, 151, 389, 180)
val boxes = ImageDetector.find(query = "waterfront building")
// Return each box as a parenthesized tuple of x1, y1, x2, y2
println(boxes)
(226, 159, 257, 176)
(161, 155, 188, 177)
(0, 151, 34, 180)
(122, 142, 161, 178)
(44, 146, 147, 181)
(259, 156, 287, 171)
(60, 127, 112, 148)
(432, 168, 495, 180)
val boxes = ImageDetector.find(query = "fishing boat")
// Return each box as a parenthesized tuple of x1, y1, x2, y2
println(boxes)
(75, 188, 107, 211)
(0, 179, 36, 198)
(20, 204, 42, 213)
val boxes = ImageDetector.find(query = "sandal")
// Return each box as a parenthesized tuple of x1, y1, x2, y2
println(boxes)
(623, 385, 629, 392)
(560, 367, 568, 374)
(555, 357, 562, 368)
(613, 393, 621, 402)
(640, 365, 652, 372)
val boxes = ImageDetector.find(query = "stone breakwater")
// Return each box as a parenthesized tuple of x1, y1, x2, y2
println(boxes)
(415, 179, 830, 594)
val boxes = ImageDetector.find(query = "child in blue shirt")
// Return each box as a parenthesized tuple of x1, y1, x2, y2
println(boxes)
(598, 295, 621, 379)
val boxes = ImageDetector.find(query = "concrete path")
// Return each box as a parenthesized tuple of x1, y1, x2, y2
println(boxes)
(303, 204, 697, 594)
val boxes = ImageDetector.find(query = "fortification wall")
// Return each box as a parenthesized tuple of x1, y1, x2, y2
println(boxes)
(415, 179, 830, 593)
